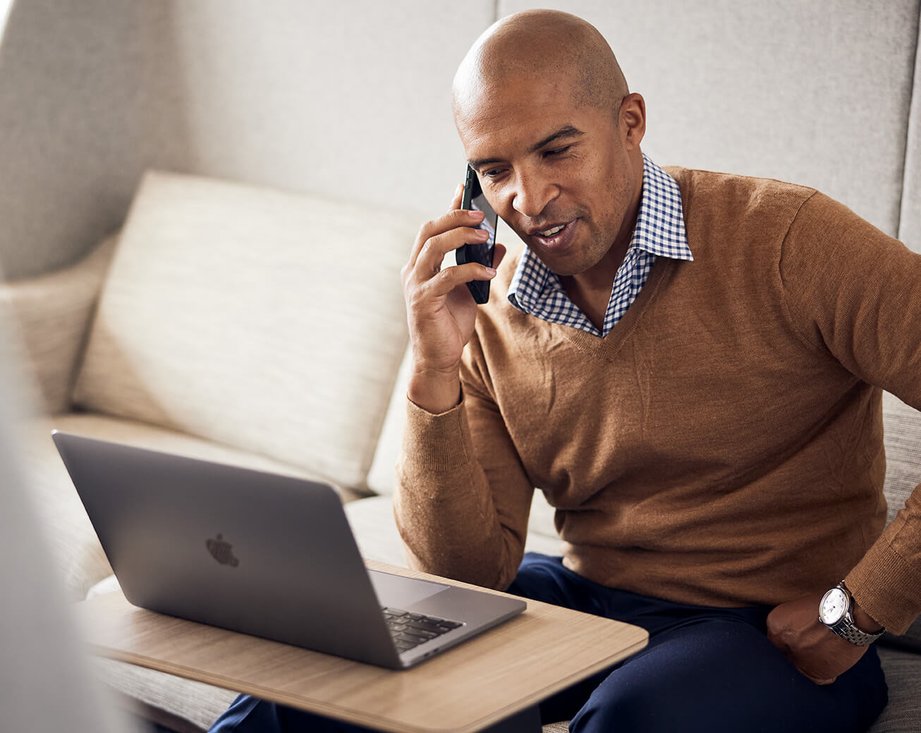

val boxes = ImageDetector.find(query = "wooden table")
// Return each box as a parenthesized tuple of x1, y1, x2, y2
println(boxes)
(78, 561, 648, 732)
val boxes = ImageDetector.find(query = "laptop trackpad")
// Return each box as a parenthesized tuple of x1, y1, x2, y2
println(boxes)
(369, 570, 449, 608)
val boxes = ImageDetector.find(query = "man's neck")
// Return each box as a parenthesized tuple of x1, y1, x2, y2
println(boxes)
(561, 237, 631, 330)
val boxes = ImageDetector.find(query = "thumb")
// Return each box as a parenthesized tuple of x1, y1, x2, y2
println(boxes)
(491, 243, 508, 270)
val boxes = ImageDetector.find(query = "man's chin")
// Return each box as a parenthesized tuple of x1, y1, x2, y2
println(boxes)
(527, 247, 584, 277)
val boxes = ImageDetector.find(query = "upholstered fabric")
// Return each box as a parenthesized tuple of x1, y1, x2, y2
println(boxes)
(883, 392, 921, 524)
(900, 10, 921, 251)
(73, 171, 416, 492)
(881, 393, 921, 651)
(0, 235, 116, 414)
(873, 648, 921, 732)
(93, 658, 236, 733)
(501, 0, 919, 238)
(367, 349, 412, 496)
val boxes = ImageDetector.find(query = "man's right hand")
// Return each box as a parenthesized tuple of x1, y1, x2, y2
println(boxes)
(401, 185, 505, 414)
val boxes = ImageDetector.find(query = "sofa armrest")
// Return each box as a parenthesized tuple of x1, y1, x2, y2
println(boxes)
(0, 235, 117, 414)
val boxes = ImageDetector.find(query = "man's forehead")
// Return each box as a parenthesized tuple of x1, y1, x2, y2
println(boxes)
(455, 64, 576, 115)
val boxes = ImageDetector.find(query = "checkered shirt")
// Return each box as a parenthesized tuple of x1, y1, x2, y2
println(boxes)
(507, 155, 693, 337)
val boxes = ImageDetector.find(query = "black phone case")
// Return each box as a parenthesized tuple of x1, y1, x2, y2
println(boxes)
(456, 167, 496, 304)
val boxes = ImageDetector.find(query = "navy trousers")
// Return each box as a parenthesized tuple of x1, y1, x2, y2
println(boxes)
(209, 553, 888, 733)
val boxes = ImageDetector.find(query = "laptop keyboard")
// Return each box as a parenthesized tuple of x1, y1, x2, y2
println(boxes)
(382, 607, 464, 653)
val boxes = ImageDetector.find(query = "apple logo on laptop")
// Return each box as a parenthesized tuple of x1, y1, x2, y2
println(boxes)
(206, 533, 239, 567)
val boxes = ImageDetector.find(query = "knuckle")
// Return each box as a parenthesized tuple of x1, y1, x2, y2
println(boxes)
(416, 218, 438, 241)
(417, 239, 434, 262)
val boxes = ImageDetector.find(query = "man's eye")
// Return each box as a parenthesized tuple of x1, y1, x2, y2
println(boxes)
(482, 167, 506, 179)
(544, 145, 571, 157)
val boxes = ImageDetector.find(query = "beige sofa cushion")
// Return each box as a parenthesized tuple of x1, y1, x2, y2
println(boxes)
(74, 171, 417, 491)
(883, 392, 921, 523)
(366, 348, 412, 496)
(0, 236, 117, 414)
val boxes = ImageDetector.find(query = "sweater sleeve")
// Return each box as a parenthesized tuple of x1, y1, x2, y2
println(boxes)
(393, 331, 535, 590)
(779, 192, 921, 633)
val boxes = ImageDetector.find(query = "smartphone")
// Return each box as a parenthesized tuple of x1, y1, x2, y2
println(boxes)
(456, 165, 498, 304)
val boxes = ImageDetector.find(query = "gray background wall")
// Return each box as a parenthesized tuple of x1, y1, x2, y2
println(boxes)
(0, 0, 918, 280)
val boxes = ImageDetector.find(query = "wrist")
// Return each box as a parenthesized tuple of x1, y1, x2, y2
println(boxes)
(407, 370, 462, 415)
(852, 604, 884, 635)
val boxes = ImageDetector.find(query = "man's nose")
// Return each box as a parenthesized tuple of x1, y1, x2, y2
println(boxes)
(511, 172, 558, 218)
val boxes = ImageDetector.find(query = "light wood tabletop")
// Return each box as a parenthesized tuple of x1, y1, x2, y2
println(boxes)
(77, 561, 648, 733)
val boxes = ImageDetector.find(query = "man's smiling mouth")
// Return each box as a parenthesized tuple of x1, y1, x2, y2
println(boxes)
(529, 219, 578, 249)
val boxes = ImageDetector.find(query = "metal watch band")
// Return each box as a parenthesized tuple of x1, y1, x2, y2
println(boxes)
(828, 618, 884, 646)
(825, 582, 885, 647)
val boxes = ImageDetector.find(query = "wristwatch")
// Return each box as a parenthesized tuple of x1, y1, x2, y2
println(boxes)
(818, 582, 885, 646)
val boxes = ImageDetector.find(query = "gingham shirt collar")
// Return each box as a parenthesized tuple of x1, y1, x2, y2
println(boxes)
(508, 154, 693, 337)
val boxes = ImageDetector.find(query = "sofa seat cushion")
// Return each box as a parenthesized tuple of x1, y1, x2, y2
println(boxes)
(93, 657, 237, 732)
(343, 493, 564, 566)
(872, 647, 921, 732)
(24, 411, 365, 600)
(73, 171, 419, 492)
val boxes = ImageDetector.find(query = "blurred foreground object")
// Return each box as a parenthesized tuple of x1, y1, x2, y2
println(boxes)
(0, 306, 135, 733)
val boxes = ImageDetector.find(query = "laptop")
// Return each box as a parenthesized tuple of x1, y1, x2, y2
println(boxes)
(52, 431, 526, 670)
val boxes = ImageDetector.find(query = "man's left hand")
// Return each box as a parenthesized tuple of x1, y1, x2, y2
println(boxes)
(767, 595, 875, 685)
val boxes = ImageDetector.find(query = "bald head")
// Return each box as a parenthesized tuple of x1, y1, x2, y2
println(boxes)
(453, 10, 628, 124)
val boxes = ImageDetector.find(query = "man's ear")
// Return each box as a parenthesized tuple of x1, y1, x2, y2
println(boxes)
(620, 92, 646, 148)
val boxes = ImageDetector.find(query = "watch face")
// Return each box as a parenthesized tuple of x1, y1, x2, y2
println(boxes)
(819, 587, 849, 625)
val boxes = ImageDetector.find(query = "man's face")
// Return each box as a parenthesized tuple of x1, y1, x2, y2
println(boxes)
(456, 74, 643, 278)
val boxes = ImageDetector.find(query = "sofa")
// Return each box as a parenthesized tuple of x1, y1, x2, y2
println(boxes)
(1, 1, 920, 731)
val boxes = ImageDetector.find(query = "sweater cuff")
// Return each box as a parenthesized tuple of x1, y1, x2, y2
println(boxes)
(845, 516, 921, 635)
(401, 394, 476, 494)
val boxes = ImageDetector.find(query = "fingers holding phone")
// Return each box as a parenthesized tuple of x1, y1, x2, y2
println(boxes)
(456, 165, 500, 304)
(401, 174, 504, 413)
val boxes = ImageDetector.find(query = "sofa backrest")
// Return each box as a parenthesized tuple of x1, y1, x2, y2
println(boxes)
(901, 24, 921, 249)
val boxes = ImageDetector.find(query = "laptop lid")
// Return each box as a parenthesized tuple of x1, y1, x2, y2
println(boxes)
(52, 431, 525, 669)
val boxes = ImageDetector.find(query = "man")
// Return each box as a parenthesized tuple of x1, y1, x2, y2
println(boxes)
(212, 9, 920, 732)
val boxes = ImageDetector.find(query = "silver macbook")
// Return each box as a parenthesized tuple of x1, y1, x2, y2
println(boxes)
(52, 431, 525, 669)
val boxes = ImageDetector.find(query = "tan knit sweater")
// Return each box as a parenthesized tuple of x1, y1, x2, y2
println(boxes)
(395, 168, 921, 634)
